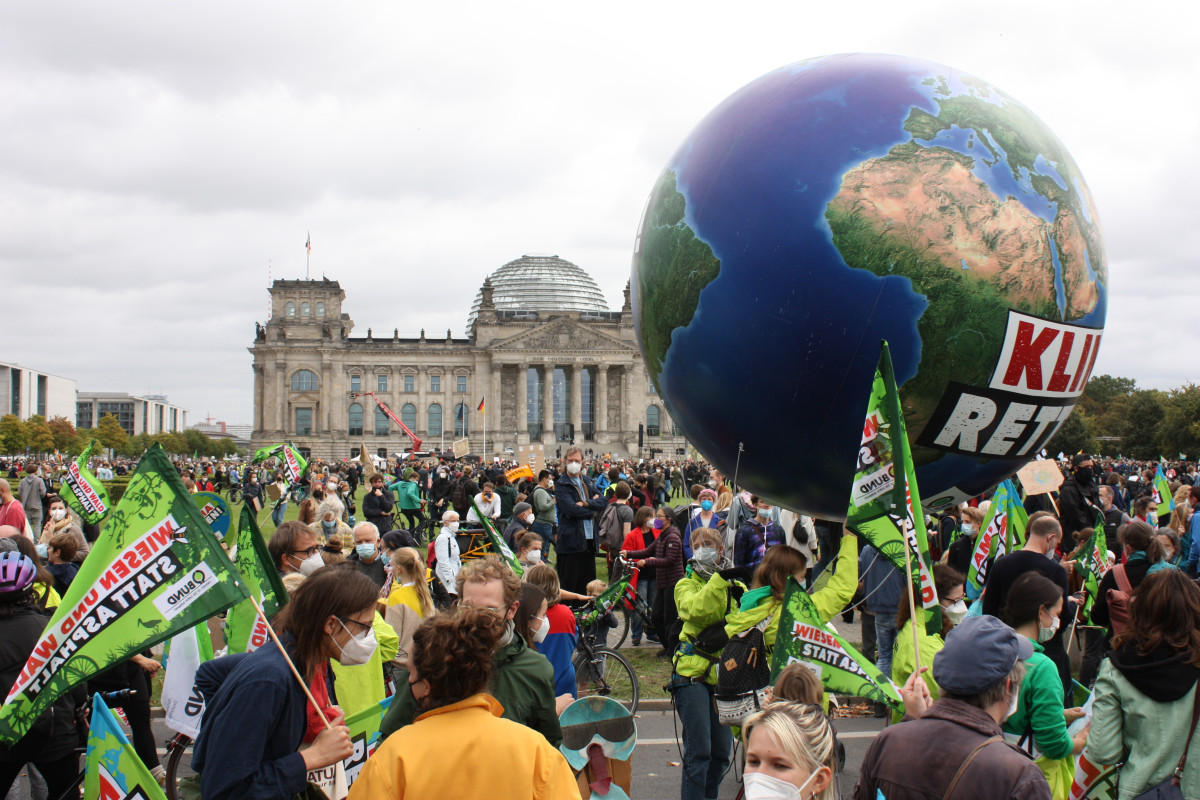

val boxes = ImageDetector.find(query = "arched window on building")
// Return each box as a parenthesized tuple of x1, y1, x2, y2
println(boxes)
(301, 301, 311, 317)
(375, 405, 389, 436)
(348, 403, 363, 436)
(454, 403, 469, 437)
(646, 405, 661, 437)
(286, 301, 296, 317)
(428, 403, 442, 436)
(291, 369, 318, 391)
(316, 302, 325, 317)
(401, 403, 417, 431)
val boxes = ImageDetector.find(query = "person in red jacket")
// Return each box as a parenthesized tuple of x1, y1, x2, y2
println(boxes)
(622, 506, 683, 657)
(619, 506, 657, 645)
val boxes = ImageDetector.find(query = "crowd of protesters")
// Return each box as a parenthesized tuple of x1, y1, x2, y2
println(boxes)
(4, 449, 1200, 799)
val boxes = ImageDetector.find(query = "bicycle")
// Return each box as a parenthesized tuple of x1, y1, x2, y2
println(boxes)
(224, 481, 242, 504)
(582, 556, 655, 649)
(163, 730, 194, 800)
(571, 608, 640, 716)
(54, 688, 136, 800)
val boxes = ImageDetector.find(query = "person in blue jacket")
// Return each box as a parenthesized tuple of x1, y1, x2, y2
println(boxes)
(554, 447, 608, 594)
(191, 568, 378, 800)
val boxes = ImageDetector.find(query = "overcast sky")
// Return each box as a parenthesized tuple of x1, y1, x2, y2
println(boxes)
(3, 1, 1197, 425)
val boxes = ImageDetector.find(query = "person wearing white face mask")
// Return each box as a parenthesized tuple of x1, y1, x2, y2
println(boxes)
(348, 521, 386, 588)
(515, 530, 544, 571)
(192, 568, 377, 800)
(433, 510, 462, 602)
(945, 506, 984, 577)
(268, 520, 324, 577)
(734, 496, 786, 571)
(38, 495, 88, 564)
(743, 701, 838, 800)
(503, 501, 535, 551)
(1001, 573, 1087, 795)
(889, 564, 967, 724)
(856, 615, 1049, 800)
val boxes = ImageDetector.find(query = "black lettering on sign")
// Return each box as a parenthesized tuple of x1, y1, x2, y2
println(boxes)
(916, 382, 1074, 459)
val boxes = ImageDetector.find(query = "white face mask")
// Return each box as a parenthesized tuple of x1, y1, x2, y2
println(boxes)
(1005, 684, 1021, 720)
(566, 461, 582, 476)
(1038, 611, 1060, 643)
(446, 521, 459, 533)
(51, 508, 66, 522)
(743, 770, 816, 800)
(961, 523, 974, 535)
(533, 615, 550, 644)
(332, 619, 378, 666)
(944, 599, 968, 625)
(527, 549, 542, 564)
(294, 552, 324, 576)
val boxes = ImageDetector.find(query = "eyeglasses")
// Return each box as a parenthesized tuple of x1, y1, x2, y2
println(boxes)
(338, 617, 373, 633)
(291, 546, 320, 557)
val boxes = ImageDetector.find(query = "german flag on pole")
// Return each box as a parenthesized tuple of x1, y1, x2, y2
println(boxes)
(477, 397, 485, 413)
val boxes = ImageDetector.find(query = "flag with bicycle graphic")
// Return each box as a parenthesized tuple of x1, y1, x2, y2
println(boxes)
(0, 445, 248, 746)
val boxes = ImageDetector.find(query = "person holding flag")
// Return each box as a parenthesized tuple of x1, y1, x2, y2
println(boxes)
(0, 552, 81, 800)
(192, 567, 377, 800)
(889, 564, 968, 722)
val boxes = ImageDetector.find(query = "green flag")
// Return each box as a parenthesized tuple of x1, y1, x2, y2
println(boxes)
(1152, 464, 1175, 523)
(1076, 510, 1110, 621)
(84, 693, 169, 800)
(845, 341, 938, 610)
(61, 438, 111, 525)
(225, 505, 289, 653)
(253, 442, 309, 484)
(470, 498, 524, 577)
(772, 576, 902, 710)
(965, 480, 1028, 600)
(0, 445, 248, 746)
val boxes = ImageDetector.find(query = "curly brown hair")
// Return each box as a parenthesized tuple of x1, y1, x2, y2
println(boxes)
(1113, 569, 1200, 668)
(411, 607, 506, 711)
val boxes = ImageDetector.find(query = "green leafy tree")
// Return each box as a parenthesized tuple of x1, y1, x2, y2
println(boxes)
(1077, 374, 1137, 417)
(183, 428, 211, 458)
(1046, 409, 1096, 456)
(1122, 390, 1166, 460)
(46, 416, 78, 452)
(94, 413, 129, 454)
(0, 415, 26, 454)
(23, 415, 55, 453)
(213, 437, 238, 457)
(1156, 384, 1200, 459)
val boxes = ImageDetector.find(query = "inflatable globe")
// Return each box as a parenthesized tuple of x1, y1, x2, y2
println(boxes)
(632, 53, 1107, 520)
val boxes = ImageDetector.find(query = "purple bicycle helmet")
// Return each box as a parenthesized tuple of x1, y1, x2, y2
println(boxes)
(0, 552, 36, 594)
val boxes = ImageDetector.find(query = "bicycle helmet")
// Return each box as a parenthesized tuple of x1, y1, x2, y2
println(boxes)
(0, 552, 36, 595)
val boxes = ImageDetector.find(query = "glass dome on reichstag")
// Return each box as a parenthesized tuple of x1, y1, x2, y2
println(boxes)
(466, 254, 610, 335)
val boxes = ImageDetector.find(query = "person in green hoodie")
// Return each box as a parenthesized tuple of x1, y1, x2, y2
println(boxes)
(1001, 573, 1087, 800)
(1089, 569, 1200, 799)
(388, 470, 424, 532)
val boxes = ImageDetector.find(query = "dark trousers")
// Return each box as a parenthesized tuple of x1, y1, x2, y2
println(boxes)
(400, 508, 423, 531)
(654, 583, 680, 654)
(557, 551, 597, 596)
(0, 753, 79, 799)
(90, 667, 159, 771)
(861, 610, 878, 665)
(1078, 626, 1107, 689)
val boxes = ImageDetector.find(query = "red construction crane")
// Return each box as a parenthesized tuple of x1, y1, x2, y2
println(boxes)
(350, 392, 423, 453)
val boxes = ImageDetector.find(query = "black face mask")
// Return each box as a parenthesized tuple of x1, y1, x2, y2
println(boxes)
(1076, 467, 1094, 484)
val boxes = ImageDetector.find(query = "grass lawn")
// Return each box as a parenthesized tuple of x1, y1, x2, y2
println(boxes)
(622, 646, 675, 700)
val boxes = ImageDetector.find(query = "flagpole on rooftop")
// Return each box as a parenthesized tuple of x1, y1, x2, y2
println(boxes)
(305, 231, 311, 280)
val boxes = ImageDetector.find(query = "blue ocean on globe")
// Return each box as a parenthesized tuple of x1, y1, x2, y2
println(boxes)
(632, 53, 1107, 519)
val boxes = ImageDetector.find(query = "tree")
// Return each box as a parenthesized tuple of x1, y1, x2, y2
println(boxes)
(1122, 390, 1166, 460)
(213, 437, 239, 457)
(94, 413, 129, 454)
(1046, 409, 1096, 457)
(47, 416, 78, 452)
(183, 429, 210, 458)
(1077, 374, 1137, 417)
(1156, 384, 1200, 459)
(0, 415, 25, 454)
(23, 415, 55, 454)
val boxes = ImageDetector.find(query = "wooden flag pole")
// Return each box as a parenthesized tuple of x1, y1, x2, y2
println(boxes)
(900, 517, 922, 676)
(248, 593, 333, 731)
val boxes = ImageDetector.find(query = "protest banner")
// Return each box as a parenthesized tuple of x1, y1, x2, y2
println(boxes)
(192, 491, 231, 539)
(845, 341, 938, 610)
(452, 437, 471, 458)
(343, 695, 395, 788)
(225, 505, 289, 654)
(772, 576, 902, 710)
(1069, 748, 1117, 800)
(253, 442, 309, 484)
(0, 445, 248, 746)
(1017, 459, 1064, 496)
(965, 480, 1028, 600)
(61, 438, 111, 525)
(84, 693, 169, 800)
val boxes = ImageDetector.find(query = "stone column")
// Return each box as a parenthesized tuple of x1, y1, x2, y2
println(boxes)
(491, 364, 502, 452)
(596, 364, 608, 436)
(542, 362, 555, 437)
(320, 354, 334, 434)
(571, 363, 583, 442)
(253, 364, 264, 433)
(276, 359, 289, 435)
(622, 365, 633, 438)
(516, 362, 529, 441)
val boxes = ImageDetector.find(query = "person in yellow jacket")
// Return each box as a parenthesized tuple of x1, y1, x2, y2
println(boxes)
(889, 563, 967, 723)
(722, 528, 859, 715)
(350, 607, 579, 800)
(382, 546, 435, 664)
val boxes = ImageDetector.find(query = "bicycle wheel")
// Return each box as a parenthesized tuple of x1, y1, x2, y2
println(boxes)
(164, 735, 194, 800)
(573, 646, 639, 715)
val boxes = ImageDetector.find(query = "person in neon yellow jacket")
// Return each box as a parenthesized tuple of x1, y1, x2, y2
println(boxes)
(889, 563, 967, 723)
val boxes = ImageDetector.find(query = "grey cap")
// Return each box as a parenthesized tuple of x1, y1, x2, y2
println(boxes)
(933, 615, 1033, 695)
(513, 502, 532, 517)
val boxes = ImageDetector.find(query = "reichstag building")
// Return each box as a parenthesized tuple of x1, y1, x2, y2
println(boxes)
(249, 254, 686, 462)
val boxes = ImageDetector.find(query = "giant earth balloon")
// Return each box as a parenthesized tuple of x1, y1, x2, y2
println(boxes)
(631, 53, 1107, 520)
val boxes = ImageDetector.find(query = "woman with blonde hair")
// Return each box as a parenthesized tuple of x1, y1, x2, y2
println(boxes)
(742, 701, 838, 800)
(384, 547, 434, 663)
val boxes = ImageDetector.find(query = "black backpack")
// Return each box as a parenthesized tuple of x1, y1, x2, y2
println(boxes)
(714, 614, 774, 726)
(597, 502, 625, 552)
(451, 478, 468, 509)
